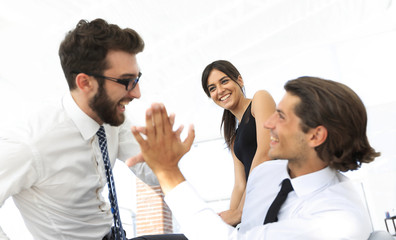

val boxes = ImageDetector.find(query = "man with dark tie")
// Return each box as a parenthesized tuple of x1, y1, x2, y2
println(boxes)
(131, 76, 379, 240)
(0, 18, 157, 239)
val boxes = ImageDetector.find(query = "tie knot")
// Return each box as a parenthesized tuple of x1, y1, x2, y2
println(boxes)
(280, 178, 293, 194)
(96, 126, 106, 138)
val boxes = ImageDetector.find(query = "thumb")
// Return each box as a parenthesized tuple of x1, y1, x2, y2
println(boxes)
(125, 152, 144, 167)
(182, 124, 195, 151)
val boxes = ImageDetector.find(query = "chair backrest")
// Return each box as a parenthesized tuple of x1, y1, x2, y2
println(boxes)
(367, 231, 394, 240)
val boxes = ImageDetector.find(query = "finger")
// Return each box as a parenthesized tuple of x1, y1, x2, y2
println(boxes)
(174, 125, 184, 141)
(182, 124, 195, 151)
(144, 108, 155, 140)
(132, 152, 144, 163)
(125, 152, 144, 167)
(131, 126, 147, 149)
(151, 103, 164, 138)
(160, 104, 172, 135)
(135, 126, 147, 136)
(169, 113, 175, 127)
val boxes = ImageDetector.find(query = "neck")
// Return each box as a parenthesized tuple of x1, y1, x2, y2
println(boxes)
(231, 98, 251, 122)
(287, 157, 328, 178)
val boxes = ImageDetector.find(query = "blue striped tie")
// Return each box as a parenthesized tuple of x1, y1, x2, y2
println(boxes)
(97, 126, 126, 240)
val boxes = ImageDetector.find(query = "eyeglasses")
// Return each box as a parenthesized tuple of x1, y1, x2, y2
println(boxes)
(73, 71, 142, 91)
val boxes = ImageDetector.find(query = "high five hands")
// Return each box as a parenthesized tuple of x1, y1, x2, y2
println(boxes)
(131, 103, 195, 194)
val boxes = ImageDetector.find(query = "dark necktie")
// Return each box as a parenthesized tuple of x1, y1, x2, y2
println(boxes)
(97, 126, 126, 240)
(264, 178, 294, 224)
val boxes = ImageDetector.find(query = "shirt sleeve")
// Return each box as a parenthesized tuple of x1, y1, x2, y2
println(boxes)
(0, 139, 39, 239)
(128, 162, 159, 186)
(164, 180, 370, 240)
(165, 181, 237, 240)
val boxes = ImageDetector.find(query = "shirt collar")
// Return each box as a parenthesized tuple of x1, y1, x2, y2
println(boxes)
(290, 166, 337, 197)
(270, 162, 292, 188)
(63, 93, 100, 140)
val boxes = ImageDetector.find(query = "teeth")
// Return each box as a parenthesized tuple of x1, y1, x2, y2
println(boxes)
(220, 94, 230, 101)
(119, 101, 130, 106)
(270, 136, 279, 142)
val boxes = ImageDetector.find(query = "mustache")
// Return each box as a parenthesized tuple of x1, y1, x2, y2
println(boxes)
(118, 98, 133, 104)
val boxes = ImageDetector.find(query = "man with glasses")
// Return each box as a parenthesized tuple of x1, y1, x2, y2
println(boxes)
(0, 18, 157, 239)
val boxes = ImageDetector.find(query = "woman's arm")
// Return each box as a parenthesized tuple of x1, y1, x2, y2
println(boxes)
(219, 148, 246, 226)
(250, 90, 276, 171)
(219, 91, 275, 226)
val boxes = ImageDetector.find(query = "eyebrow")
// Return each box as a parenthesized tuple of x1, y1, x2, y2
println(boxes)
(119, 73, 139, 78)
(276, 109, 285, 117)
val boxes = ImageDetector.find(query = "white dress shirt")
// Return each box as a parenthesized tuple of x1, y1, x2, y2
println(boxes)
(0, 93, 157, 240)
(165, 160, 372, 240)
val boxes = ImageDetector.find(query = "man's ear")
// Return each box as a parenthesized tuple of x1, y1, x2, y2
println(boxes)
(308, 125, 328, 147)
(75, 73, 94, 92)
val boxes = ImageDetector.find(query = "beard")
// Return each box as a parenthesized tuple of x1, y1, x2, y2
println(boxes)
(268, 134, 308, 163)
(89, 84, 125, 126)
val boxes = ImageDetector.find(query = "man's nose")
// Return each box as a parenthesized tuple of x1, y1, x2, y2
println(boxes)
(128, 83, 141, 99)
(264, 112, 277, 129)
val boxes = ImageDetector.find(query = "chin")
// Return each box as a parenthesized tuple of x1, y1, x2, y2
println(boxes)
(268, 152, 281, 160)
(106, 115, 125, 127)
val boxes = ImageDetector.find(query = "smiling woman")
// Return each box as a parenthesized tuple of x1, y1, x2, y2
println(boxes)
(200, 60, 276, 226)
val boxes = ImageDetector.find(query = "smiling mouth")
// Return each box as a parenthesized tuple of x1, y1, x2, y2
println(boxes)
(220, 94, 231, 101)
(270, 136, 279, 142)
(118, 100, 131, 111)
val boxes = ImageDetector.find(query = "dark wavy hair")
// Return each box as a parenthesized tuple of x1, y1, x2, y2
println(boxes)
(201, 60, 244, 148)
(59, 18, 144, 90)
(285, 76, 380, 171)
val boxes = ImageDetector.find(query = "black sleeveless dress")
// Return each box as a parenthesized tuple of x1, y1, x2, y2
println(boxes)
(233, 102, 257, 180)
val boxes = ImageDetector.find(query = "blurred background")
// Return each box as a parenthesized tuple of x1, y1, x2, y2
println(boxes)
(1, 0, 395, 238)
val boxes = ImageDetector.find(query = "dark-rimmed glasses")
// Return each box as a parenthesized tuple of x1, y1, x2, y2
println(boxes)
(73, 71, 142, 91)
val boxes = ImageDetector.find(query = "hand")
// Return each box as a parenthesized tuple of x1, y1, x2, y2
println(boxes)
(218, 209, 242, 227)
(126, 112, 181, 168)
(130, 113, 183, 141)
(131, 103, 195, 193)
(125, 152, 144, 167)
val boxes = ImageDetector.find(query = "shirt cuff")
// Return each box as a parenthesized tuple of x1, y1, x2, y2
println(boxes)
(164, 181, 208, 223)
